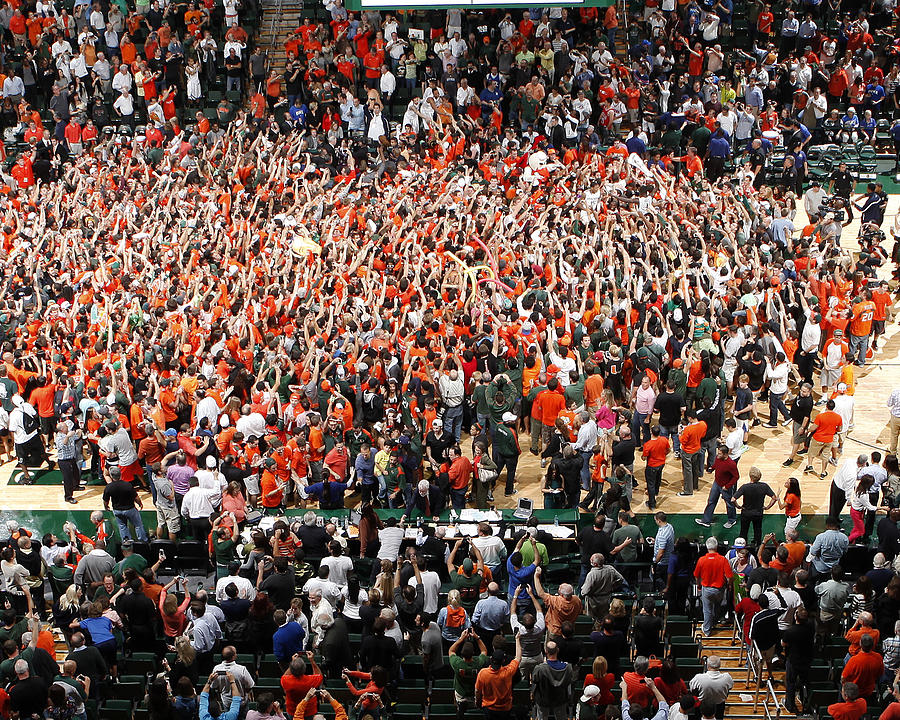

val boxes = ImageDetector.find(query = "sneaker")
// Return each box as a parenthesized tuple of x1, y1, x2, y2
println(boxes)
(676, 491, 693, 497)
(724, 520, 737, 529)
(814, 399, 825, 406)
(783, 458, 794, 467)
(752, 419, 761, 427)
(504, 490, 518, 496)
(763, 423, 777, 429)
(803, 465, 814, 473)
(820, 471, 828, 479)
(694, 519, 712, 527)
(782, 419, 793, 427)
(829, 457, 838, 466)
(540, 459, 548, 469)
(487, 492, 494, 502)
(798, 446, 808, 454)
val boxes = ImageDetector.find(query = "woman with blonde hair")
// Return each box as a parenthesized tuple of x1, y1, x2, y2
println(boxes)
(164, 635, 198, 689)
(436, 589, 470, 645)
(53, 584, 82, 639)
(608, 598, 629, 634)
(373, 560, 394, 606)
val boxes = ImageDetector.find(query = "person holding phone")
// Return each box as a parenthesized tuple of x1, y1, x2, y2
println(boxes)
(200, 671, 241, 720)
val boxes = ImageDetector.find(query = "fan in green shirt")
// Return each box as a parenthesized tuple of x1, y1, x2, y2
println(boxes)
(448, 628, 489, 701)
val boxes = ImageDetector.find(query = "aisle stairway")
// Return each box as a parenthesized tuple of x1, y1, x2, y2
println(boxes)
(256, 0, 305, 75)
(699, 628, 785, 720)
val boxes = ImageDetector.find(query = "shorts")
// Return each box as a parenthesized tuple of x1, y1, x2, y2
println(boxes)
(820, 367, 841, 387)
(245, 474, 260, 496)
(15, 435, 44, 463)
(874, 320, 885, 335)
(40, 415, 56, 436)
(808, 437, 833, 459)
(156, 506, 181, 534)
(791, 421, 809, 446)
(120, 460, 144, 484)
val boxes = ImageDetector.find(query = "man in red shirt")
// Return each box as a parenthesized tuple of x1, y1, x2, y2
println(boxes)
(696, 445, 739, 529)
(281, 653, 323, 717)
(641, 425, 669, 510)
(807, 400, 843, 478)
(447, 445, 473, 512)
(841, 634, 884, 699)
(828, 682, 868, 720)
(872, 280, 892, 351)
(693, 537, 734, 636)
(678, 410, 707, 496)
(848, 292, 877, 366)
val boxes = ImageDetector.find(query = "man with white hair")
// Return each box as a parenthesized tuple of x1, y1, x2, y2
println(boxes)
(693, 537, 734, 637)
(72, 539, 115, 593)
(533, 568, 582, 641)
(401, 480, 443, 522)
(581, 554, 624, 621)
(8, 394, 52, 483)
(689, 655, 734, 719)
(8, 658, 47, 717)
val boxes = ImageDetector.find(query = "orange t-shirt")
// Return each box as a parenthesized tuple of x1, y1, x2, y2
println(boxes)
(642, 436, 669, 468)
(679, 421, 707, 455)
(849, 300, 876, 337)
(812, 410, 842, 442)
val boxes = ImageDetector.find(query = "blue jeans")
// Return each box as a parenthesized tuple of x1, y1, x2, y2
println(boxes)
(450, 487, 467, 511)
(848, 332, 870, 365)
(701, 483, 737, 524)
(443, 405, 464, 442)
(700, 585, 724, 635)
(114, 507, 148, 541)
(660, 425, 681, 455)
(579, 450, 592, 491)
(769, 391, 790, 424)
(631, 411, 650, 444)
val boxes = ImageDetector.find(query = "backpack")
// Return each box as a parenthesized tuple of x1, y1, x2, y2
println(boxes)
(22, 407, 39, 435)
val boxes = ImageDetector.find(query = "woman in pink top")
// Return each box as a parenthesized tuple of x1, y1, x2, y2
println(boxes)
(159, 577, 191, 638)
(595, 390, 617, 435)
(221, 482, 247, 523)
(630, 375, 657, 444)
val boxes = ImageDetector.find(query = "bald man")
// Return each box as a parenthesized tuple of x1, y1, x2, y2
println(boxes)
(472, 582, 510, 649)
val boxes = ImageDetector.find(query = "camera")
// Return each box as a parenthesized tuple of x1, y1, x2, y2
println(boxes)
(819, 195, 845, 222)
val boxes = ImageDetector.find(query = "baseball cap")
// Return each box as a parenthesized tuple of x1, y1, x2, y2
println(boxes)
(502, 412, 517, 423)
(733, 537, 747, 549)
(462, 558, 474, 573)
(580, 686, 601, 703)
(164, 428, 177, 437)
(206, 456, 217, 468)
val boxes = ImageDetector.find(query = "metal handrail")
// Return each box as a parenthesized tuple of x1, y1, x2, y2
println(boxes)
(261, 0, 283, 83)
(762, 679, 782, 720)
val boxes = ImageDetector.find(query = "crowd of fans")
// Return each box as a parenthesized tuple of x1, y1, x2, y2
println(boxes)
(0, 0, 898, 717)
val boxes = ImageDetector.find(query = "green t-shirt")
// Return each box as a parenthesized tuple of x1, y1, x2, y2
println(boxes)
(0, 619, 28, 647)
(611, 524, 642, 563)
(450, 570, 484, 614)
(519, 542, 548, 568)
(114, 554, 147, 582)
(564, 378, 585, 408)
(214, 536, 236, 566)
(449, 653, 488, 698)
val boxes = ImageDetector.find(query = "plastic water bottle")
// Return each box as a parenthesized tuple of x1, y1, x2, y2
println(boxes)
(554, 514, 559, 526)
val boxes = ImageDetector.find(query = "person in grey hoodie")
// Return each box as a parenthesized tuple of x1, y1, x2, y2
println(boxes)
(531, 640, 577, 720)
